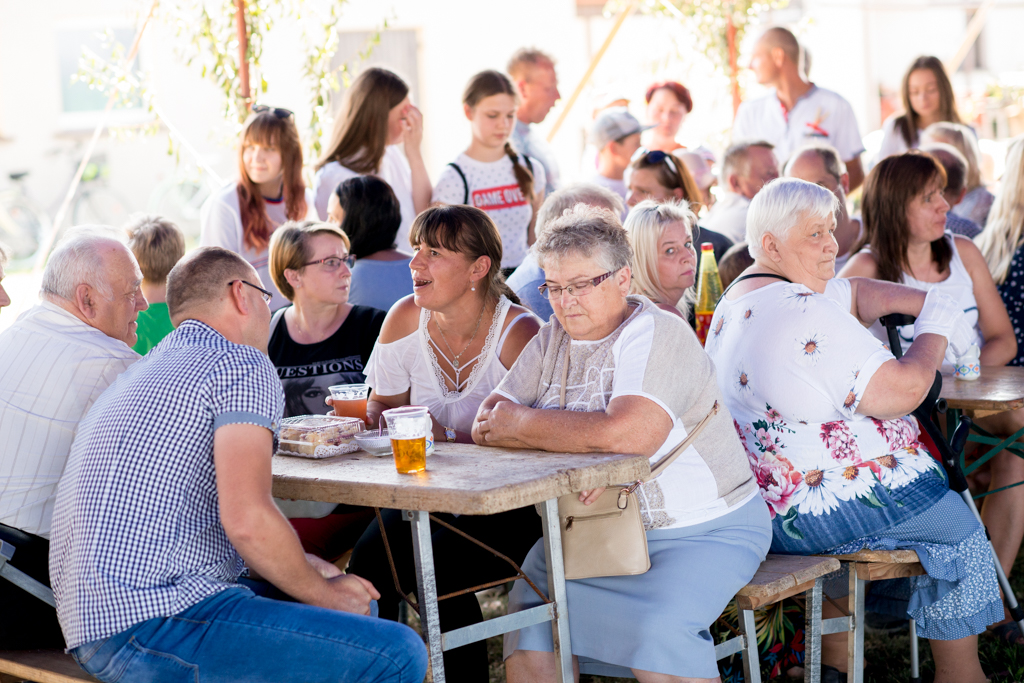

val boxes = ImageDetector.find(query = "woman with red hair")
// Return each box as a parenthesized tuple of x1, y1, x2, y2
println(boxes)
(644, 81, 693, 155)
(201, 106, 315, 310)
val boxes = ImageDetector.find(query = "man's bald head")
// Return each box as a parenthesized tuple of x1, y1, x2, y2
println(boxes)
(166, 247, 256, 323)
(759, 27, 801, 66)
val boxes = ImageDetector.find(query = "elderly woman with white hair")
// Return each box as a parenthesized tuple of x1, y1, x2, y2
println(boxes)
(474, 204, 769, 682)
(706, 177, 1002, 683)
(624, 199, 697, 318)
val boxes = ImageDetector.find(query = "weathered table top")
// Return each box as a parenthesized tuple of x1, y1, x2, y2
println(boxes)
(272, 442, 651, 515)
(940, 366, 1024, 412)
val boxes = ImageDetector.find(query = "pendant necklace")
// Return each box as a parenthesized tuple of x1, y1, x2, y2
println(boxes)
(435, 303, 487, 386)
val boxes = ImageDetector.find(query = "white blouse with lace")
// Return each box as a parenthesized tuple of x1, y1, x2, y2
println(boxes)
(363, 296, 531, 433)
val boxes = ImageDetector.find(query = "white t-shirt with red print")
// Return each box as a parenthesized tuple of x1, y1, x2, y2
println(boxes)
(431, 153, 545, 269)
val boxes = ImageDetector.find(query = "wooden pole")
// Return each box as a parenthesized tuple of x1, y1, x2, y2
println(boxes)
(944, 0, 995, 76)
(727, 11, 740, 118)
(546, 0, 639, 143)
(33, 0, 160, 273)
(235, 0, 250, 105)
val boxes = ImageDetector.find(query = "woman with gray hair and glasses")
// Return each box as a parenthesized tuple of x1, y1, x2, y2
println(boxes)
(707, 177, 1000, 682)
(473, 204, 769, 682)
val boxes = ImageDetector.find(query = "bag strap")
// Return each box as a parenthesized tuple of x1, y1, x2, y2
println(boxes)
(269, 306, 288, 338)
(447, 162, 470, 205)
(556, 336, 720, 482)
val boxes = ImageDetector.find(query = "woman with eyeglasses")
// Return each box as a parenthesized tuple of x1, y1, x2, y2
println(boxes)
(473, 204, 767, 683)
(265, 220, 385, 562)
(344, 204, 542, 681)
(200, 105, 316, 310)
(314, 67, 431, 249)
(627, 147, 733, 266)
(329, 176, 414, 313)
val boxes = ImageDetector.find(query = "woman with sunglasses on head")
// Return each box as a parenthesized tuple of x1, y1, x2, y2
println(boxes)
(265, 220, 385, 562)
(627, 147, 733, 265)
(313, 67, 431, 249)
(343, 205, 542, 681)
(432, 70, 545, 274)
(201, 105, 316, 310)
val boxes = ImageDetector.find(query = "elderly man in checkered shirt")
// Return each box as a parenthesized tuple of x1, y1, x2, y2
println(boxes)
(50, 247, 427, 683)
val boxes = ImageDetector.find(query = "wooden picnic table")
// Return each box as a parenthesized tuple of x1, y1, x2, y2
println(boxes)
(940, 366, 1024, 413)
(272, 442, 650, 683)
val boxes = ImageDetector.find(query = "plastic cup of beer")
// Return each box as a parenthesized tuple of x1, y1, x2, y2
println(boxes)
(329, 384, 370, 424)
(382, 406, 430, 474)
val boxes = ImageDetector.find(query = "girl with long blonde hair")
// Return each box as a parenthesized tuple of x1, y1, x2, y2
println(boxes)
(313, 67, 431, 247)
(200, 106, 314, 309)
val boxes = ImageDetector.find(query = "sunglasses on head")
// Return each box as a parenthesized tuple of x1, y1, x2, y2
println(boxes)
(252, 104, 294, 120)
(631, 147, 679, 175)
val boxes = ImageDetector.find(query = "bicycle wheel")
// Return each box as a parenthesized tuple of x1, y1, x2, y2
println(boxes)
(0, 192, 46, 266)
(72, 186, 133, 230)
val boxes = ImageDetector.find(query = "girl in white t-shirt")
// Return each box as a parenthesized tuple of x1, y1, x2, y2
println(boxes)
(432, 70, 545, 271)
(200, 106, 315, 310)
(312, 67, 431, 248)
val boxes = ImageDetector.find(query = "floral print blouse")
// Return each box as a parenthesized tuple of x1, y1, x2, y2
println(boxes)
(706, 279, 946, 552)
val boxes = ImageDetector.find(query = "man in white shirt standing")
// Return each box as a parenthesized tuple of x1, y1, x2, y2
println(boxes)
(702, 141, 779, 243)
(508, 48, 562, 195)
(732, 26, 866, 191)
(0, 228, 145, 649)
(588, 107, 649, 215)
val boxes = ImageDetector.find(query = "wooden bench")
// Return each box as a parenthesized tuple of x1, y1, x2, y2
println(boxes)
(716, 554, 842, 683)
(818, 549, 924, 683)
(0, 650, 98, 683)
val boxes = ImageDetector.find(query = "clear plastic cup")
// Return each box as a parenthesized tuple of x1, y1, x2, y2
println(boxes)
(383, 406, 430, 474)
(329, 383, 370, 424)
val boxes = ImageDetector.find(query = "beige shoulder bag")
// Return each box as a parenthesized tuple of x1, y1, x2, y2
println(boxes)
(554, 342, 720, 580)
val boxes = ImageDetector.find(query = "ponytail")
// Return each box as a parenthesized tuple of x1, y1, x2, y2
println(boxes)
(504, 142, 535, 206)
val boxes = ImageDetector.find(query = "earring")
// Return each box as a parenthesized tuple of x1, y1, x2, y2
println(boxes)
(471, 286, 476, 291)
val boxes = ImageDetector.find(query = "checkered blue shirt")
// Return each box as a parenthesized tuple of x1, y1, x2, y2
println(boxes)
(50, 320, 284, 649)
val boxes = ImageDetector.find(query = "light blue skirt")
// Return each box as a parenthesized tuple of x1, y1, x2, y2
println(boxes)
(504, 494, 772, 678)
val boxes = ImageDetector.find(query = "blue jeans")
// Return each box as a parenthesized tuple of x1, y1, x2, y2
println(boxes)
(71, 587, 427, 683)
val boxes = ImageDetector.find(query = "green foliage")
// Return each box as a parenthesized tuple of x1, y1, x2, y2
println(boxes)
(75, 0, 385, 162)
(605, 0, 788, 76)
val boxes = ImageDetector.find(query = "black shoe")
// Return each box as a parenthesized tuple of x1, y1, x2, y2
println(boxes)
(822, 664, 848, 683)
(865, 609, 910, 634)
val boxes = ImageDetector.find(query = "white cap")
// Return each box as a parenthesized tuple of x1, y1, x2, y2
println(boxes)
(588, 107, 653, 150)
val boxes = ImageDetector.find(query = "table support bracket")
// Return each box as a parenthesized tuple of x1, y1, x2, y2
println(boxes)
(405, 509, 445, 683)
(541, 498, 573, 683)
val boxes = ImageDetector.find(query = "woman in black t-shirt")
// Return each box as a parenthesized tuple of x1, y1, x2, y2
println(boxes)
(267, 220, 385, 560)
(268, 221, 386, 418)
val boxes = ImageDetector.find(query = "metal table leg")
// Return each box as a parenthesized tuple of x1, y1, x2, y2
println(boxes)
(804, 577, 823, 683)
(406, 510, 445, 682)
(848, 566, 865, 683)
(541, 498, 573, 683)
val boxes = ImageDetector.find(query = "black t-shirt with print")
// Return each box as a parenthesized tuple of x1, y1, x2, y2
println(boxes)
(268, 305, 386, 418)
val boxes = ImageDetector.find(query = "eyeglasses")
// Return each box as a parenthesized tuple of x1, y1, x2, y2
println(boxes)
(229, 279, 273, 304)
(304, 255, 356, 271)
(252, 104, 294, 119)
(538, 270, 618, 300)
(631, 147, 679, 175)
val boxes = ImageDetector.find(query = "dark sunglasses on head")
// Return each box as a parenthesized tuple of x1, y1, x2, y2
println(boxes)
(252, 104, 294, 120)
(631, 147, 679, 175)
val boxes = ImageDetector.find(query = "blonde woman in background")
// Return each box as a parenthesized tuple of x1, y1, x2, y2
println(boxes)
(923, 121, 994, 227)
(977, 136, 1024, 367)
(624, 199, 698, 319)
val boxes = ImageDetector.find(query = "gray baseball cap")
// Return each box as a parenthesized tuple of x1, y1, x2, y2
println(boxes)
(589, 107, 653, 150)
